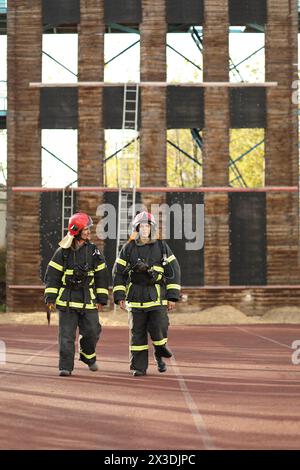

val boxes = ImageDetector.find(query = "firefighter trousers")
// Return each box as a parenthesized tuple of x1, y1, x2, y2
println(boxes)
(58, 310, 101, 371)
(128, 306, 170, 372)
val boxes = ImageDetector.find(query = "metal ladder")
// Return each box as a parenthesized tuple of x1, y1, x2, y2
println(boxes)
(123, 83, 139, 131)
(118, 84, 139, 188)
(117, 188, 136, 254)
(116, 84, 139, 259)
(61, 187, 74, 238)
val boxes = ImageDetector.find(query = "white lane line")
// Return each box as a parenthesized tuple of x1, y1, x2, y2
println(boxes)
(234, 326, 292, 349)
(0, 342, 56, 379)
(170, 355, 216, 450)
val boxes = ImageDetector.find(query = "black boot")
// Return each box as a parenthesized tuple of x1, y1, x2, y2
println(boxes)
(155, 344, 172, 358)
(132, 369, 147, 377)
(156, 356, 167, 373)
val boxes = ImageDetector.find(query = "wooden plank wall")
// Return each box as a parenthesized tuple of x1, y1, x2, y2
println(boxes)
(265, 0, 299, 284)
(203, 1, 230, 285)
(78, 0, 105, 248)
(140, 0, 167, 219)
(6, 0, 42, 311)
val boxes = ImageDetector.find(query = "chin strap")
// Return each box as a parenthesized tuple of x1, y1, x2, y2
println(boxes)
(75, 229, 86, 242)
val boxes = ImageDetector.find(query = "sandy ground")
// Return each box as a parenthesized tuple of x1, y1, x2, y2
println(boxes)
(0, 305, 300, 326)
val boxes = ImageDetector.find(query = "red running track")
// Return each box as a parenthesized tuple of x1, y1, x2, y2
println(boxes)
(0, 324, 300, 450)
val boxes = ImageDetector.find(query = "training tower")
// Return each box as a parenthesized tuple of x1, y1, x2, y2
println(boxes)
(4, 0, 299, 313)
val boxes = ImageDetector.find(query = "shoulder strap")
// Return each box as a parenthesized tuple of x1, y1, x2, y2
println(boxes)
(124, 240, 135, 263)
(159, 239, 167, 261)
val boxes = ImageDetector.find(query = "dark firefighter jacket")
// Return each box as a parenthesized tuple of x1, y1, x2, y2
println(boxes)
(113, 238, 181, 309)
(44, 241, 109, 312)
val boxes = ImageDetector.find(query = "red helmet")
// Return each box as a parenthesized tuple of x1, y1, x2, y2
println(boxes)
(68, 212, 93, 236)
(133, 211, 156, 231)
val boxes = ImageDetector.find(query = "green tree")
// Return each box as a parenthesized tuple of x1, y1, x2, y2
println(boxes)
(167, 129, 202, 187)
(229, 128, 265, 187)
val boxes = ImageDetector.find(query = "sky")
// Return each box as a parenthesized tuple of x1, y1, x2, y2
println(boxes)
(0, 31, 298, 187)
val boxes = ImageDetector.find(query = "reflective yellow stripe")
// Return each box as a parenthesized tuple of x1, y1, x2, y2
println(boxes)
(128, 300, 168, 308)
(157, 274, 163, 281)
(166, 284, 181, 290)
(89, 288, 96, 300)
(63, 268, 103, 276)
(79, 351, 96, 359)
(113, 285, 126, 292)
(49, 261, 63, 272)
(95, 263, 106, 272)
(126, 282, 132, 295)
(130, 345, 149, 351)
(152, 265, 164, 273)
(166, 254, 176, 263)
(116, 257, 127, 267)
(96, 288, 109, 295)
(45, 287, 58, 294)
(153, 338, 168, 346)
(155, 284, 161, 302)
(56, 300, 96, 309)
(57, 287, 65, 300)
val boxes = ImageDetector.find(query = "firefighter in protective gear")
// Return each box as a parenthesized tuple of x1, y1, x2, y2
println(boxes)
(44, 212, 109, 377)
(113, 211, 181, 377)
